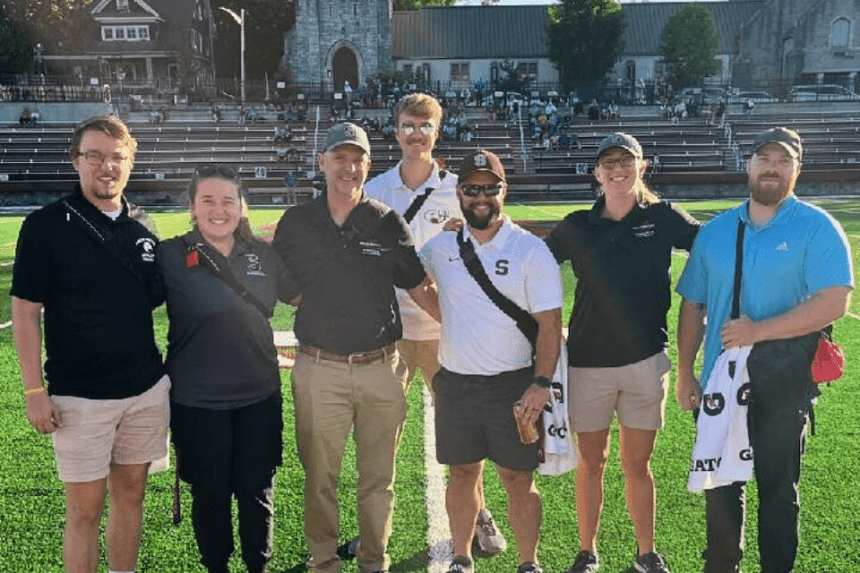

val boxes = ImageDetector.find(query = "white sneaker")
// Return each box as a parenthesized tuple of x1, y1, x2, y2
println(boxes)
(473, 508, 507, 555)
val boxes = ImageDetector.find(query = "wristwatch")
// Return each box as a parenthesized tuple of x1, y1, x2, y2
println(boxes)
(534, 376, 552, 388)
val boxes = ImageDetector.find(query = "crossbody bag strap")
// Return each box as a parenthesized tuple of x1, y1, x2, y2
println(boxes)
(456, 228, 538, 348)
(181, 236, 271, 318)
(401, 170, 447, 224)
(61, 199, 144, 282)
(732, 218, 745, 320)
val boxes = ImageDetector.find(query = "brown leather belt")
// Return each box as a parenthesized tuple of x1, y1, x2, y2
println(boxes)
(299, 343, 396, 365)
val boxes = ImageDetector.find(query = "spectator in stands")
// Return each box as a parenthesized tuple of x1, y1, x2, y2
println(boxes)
(158, 165, 298, 573)
(18, 107, 32, 126)
(745, 99, 755, 116)
(545, 133, 700, 573)
(11, 114, 169, 573)
(364, 94, 509, 557)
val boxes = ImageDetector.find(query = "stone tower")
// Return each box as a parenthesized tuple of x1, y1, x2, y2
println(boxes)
(283, 0, 392, 91)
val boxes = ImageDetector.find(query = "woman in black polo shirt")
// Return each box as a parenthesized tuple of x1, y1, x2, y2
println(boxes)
(545, 134, 700, 573)
(158, 165, 298, 573)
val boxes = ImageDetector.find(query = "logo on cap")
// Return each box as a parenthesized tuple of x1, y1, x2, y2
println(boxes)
(473, 153, 488, 167)
(343, 124, 356, 138)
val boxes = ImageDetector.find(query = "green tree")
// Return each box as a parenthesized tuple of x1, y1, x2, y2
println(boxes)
(660, 4, 720, 88)
(0, 0, 94, 74)
(393, 0, 454, 11)
(546, 0, 625, 89)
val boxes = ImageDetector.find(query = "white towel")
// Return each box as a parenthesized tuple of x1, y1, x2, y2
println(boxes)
(539, 342, 578, 476)
(687, 345, 754, 492)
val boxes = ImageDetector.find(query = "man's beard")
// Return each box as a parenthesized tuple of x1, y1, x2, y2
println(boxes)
(462, 201, 500, 230)
(749, 173, 795, 206)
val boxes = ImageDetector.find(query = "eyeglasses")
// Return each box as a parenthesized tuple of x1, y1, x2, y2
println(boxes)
(398, 123, 435, 136)
(598, 155, 637, 169)
(77, 150, 130, 167)
(459, 183, 504, 197)
(194, 164, 239, 180)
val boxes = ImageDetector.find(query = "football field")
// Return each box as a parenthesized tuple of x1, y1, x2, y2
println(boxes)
(0, 198, 858, 572)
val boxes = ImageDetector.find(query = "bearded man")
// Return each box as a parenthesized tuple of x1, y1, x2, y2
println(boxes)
(675, 127, 853, 573)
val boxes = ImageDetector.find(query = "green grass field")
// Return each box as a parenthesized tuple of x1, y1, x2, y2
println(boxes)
(0, 198, 858, 573)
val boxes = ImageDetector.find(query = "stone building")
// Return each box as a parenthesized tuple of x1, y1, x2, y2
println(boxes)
(283, 0, 393, 91)
(282, 0, 860, 97)
(734, 0, 860, 92)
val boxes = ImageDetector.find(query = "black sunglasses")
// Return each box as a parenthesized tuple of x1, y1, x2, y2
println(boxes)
(459, 183, 504, 197)
(194, 164, 239, 180)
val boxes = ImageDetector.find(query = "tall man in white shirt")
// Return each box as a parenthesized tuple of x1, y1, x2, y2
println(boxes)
(365, 93, 507, 555)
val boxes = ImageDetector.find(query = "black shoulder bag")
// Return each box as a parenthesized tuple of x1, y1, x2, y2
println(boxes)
(456, 228, 538, 349)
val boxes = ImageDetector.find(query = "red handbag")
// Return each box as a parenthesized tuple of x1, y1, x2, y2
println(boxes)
(812, 330, 845, 383)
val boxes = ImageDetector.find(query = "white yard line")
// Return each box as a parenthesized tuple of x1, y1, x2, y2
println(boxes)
(424, 385, 452, 573)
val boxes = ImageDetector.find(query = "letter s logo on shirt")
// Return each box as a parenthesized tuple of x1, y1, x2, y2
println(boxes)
(495, 260, 509, 275)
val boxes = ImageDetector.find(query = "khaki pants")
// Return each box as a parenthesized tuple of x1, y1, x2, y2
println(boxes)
(397, 338, 440, 396)
(292, 351, 408, 573)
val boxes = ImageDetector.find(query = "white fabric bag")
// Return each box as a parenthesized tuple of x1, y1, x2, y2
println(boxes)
(539, 341, 578, 475)
(687, 345, 754, 492)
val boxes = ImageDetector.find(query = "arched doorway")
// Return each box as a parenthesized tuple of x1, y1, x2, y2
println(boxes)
(332, 47, 358, 91)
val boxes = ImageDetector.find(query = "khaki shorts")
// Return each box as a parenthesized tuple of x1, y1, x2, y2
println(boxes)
(569, 351, 670, 433)
(52, 375, 171, 483)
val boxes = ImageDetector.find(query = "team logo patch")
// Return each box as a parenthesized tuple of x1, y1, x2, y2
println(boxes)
(136, 237, 156, 262)
(425, 208, 451, 225)
(632, 221, 655, 238)
(344, 124, 356, 137)
(245, 253, 265, 276)
(473, 153, 488, 167)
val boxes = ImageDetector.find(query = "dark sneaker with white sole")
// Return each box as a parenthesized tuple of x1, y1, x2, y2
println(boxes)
(565, 550, 599, 573)
(447, 555, 474, 573)
(634, 551, 670, 573)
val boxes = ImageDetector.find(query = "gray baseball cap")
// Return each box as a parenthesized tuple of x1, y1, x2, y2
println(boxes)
(322, 122, 371, 155)
(752, 127, 802, 161)
(596, 132, 643, 161)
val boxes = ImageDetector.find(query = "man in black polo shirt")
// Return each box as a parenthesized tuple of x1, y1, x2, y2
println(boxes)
(11, 115, 168, 573)
(273, 122, 439, 573)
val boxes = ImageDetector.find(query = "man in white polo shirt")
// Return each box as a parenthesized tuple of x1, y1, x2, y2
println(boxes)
(420, 150, 563, 573)
(365, 93, 506, 556)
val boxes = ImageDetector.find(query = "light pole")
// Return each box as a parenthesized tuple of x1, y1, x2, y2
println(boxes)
(219, 7, 246, 105)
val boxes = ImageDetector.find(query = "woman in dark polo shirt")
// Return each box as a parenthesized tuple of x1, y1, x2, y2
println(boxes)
(157, 165, 298, 573)
(545, 134, 700, 573)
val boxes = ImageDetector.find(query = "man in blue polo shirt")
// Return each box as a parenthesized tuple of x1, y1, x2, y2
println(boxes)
(675, 127, 853, 573)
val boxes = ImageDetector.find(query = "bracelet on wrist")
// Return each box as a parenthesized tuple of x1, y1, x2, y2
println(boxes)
(24, 386, 46, 397)
(534, 376, 552, 388)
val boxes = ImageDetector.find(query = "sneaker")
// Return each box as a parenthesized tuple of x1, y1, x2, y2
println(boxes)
(634, 551, 670, 573)
(565, 550, 599, 573)
(347, 536, 360, 556)
(447, 555, 474, 573)
(473, 508, 507, 555)
(517, 562, 543, 573)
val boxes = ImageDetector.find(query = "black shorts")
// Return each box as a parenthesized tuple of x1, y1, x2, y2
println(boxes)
(433, 366, 539, 471)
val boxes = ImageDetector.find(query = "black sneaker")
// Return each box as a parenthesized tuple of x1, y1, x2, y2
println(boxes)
(634, 551, 670, 573)
(517, 562, 543, 573)
(447, 555, 474, 573)
(566, 550, 599, 573)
